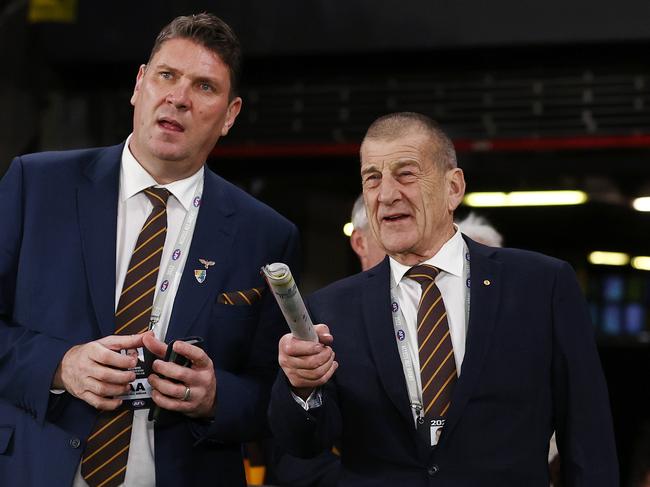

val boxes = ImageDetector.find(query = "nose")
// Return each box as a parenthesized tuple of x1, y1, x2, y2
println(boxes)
(166, 82, 191, 110)
(377, 175, 401, 206)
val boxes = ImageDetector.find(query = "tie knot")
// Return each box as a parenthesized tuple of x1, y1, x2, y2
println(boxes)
(406, 264, 440, 286)
(144, 187, 170, 208)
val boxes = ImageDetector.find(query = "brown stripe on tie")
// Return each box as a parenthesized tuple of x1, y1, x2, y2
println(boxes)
(81, 187, 170, 487)
(406, 264, 458, 424)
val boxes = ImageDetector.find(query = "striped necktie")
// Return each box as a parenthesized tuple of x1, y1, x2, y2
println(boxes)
(406, 264, 458, 422)
(81, 187, 170, 487)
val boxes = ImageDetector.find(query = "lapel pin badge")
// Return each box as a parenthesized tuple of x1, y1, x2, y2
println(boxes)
(195, 258, 215, 284)
(483, 279, 491, 286)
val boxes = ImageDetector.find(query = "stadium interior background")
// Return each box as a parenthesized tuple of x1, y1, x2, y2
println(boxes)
(1, 1, 649, 483)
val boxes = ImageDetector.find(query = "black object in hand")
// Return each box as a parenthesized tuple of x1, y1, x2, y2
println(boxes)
(148, 336, 204, 424)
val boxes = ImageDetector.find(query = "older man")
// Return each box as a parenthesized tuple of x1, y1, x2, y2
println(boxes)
(269, 112, 618, 486)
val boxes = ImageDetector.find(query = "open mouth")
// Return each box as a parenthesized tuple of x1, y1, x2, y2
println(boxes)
(158, 118, 185, 132)
(383, 214, 410, 222)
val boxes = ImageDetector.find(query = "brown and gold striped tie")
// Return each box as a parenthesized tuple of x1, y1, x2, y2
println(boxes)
(81, 187, 170, 487)
(406, 264, 458, 420)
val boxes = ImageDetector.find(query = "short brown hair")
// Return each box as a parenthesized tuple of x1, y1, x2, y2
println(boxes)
(149, 13, 242, 98)
(363, 112, 457, 170)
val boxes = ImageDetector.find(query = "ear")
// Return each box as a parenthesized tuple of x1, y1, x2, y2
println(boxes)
(350, 230, 367, 259)
(130, 64, 147, 106)
(447, 168, 466, 212)
(221, 96, 243, 136)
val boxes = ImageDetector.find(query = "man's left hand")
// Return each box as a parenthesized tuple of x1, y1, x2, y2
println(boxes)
(142, 331, 216, 418)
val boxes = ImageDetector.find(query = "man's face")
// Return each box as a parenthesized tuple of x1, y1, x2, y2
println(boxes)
(360, 133, 465, 264)
(129, 37, 241, 178)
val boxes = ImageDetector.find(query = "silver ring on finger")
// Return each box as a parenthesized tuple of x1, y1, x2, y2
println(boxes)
(182, 386, 191, 402)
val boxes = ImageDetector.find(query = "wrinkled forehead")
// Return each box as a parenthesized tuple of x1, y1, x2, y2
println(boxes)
(360, 134, 434, 171)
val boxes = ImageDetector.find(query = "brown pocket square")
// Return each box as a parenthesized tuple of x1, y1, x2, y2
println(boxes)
(217, 287, 265, 305)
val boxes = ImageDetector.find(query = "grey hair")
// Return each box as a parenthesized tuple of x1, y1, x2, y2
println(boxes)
(456, 212, 503, 247)
(351, 194, 368, 231)
(362, 112, 457, 170)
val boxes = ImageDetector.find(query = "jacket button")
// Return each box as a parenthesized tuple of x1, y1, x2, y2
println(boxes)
(69, 438, 81, 449)
(427, 464, 439, 476)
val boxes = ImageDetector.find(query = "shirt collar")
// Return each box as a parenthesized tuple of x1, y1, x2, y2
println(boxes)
(390, 225, 465, 288)
(120, 134, 204, 211)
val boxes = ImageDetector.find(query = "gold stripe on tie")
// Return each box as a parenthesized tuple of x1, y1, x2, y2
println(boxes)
(132, 226, 167, 255)
(421, 348, 455, 392)
(406, 264, 458, 439)
(420, 330, 453, 374)
(115, 286, 156, 317)
(81, 187, 170, 487)
(125, 247, 163, 276)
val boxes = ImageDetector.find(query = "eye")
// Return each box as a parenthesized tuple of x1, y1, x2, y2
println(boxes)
(397, 169, 417, 182)
(199, 82, 215, 92)
(159, 71, 173, 80)
(363, 173, 381, 188)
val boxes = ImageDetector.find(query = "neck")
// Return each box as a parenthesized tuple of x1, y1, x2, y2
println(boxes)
(138, 159, 200, 185)
(390, 225, 456, 266)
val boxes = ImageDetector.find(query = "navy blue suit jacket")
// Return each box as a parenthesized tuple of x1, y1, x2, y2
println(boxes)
(270, 238, 618, 486)
(0, 143, 300, 486)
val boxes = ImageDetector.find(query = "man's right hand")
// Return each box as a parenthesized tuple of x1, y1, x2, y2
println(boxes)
(278, 324, 338, 400)
(52, 334, 144, 410)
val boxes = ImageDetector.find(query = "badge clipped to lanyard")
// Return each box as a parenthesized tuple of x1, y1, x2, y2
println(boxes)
(116, 347, 153, 410)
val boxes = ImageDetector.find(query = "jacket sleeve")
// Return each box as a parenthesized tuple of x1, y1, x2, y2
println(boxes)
(551, 261, 619, 486)
(268, 369, 341, 458)
(0, 157, 72, 425)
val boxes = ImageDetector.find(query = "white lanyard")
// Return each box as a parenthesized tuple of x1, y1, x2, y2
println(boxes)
(148, 176, 204, 331)
(390, 242, 471, 425)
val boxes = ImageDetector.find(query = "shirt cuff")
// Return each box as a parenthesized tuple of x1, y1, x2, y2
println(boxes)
(50, 389, 65, 394)
(291, 389, 322, 410)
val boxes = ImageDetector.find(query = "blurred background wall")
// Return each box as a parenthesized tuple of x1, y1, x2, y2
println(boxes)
(2, 1, 650, 484)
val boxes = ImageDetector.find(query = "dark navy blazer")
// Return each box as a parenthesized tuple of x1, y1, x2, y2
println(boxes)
(270, 238, 619, 486)
(0, 143, 300, 486)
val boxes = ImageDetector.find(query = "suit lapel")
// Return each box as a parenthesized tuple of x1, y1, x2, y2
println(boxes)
(77, 145, 122, 337)
(441, 237, 502, 441)
(362, 259, 414, 428)
(165, 170, 235, 341)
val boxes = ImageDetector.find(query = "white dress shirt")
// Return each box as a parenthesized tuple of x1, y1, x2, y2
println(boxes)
(295, 228, 469, 415)
(389, 227, 469, 423)
(73, 135, 203, 486)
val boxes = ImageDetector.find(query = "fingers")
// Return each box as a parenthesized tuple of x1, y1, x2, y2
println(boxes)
(314, 324, 334, 346)
(77, 390, 124, 411)
(142, 331, 167, 358)
(58, 335, 143, 410)
(89, 363, 135, 386)
(88, 341, 138, 370)
(98, 334, 145, 352)
(148, 360, 217, 418)
(278, 327, 338, 390)
(172, 340, 211, 368)
(85, 377, 131, 398)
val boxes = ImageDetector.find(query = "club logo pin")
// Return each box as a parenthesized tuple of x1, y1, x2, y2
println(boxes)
(195, 258, 215, 284)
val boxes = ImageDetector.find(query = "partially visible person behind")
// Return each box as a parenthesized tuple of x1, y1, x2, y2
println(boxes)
(350, 193, 387, 271)
(455, 212, 503, 247)
(0, 12, 299, 487)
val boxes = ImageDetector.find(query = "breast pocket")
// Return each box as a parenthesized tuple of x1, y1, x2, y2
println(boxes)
(208, 303, 262, 367)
